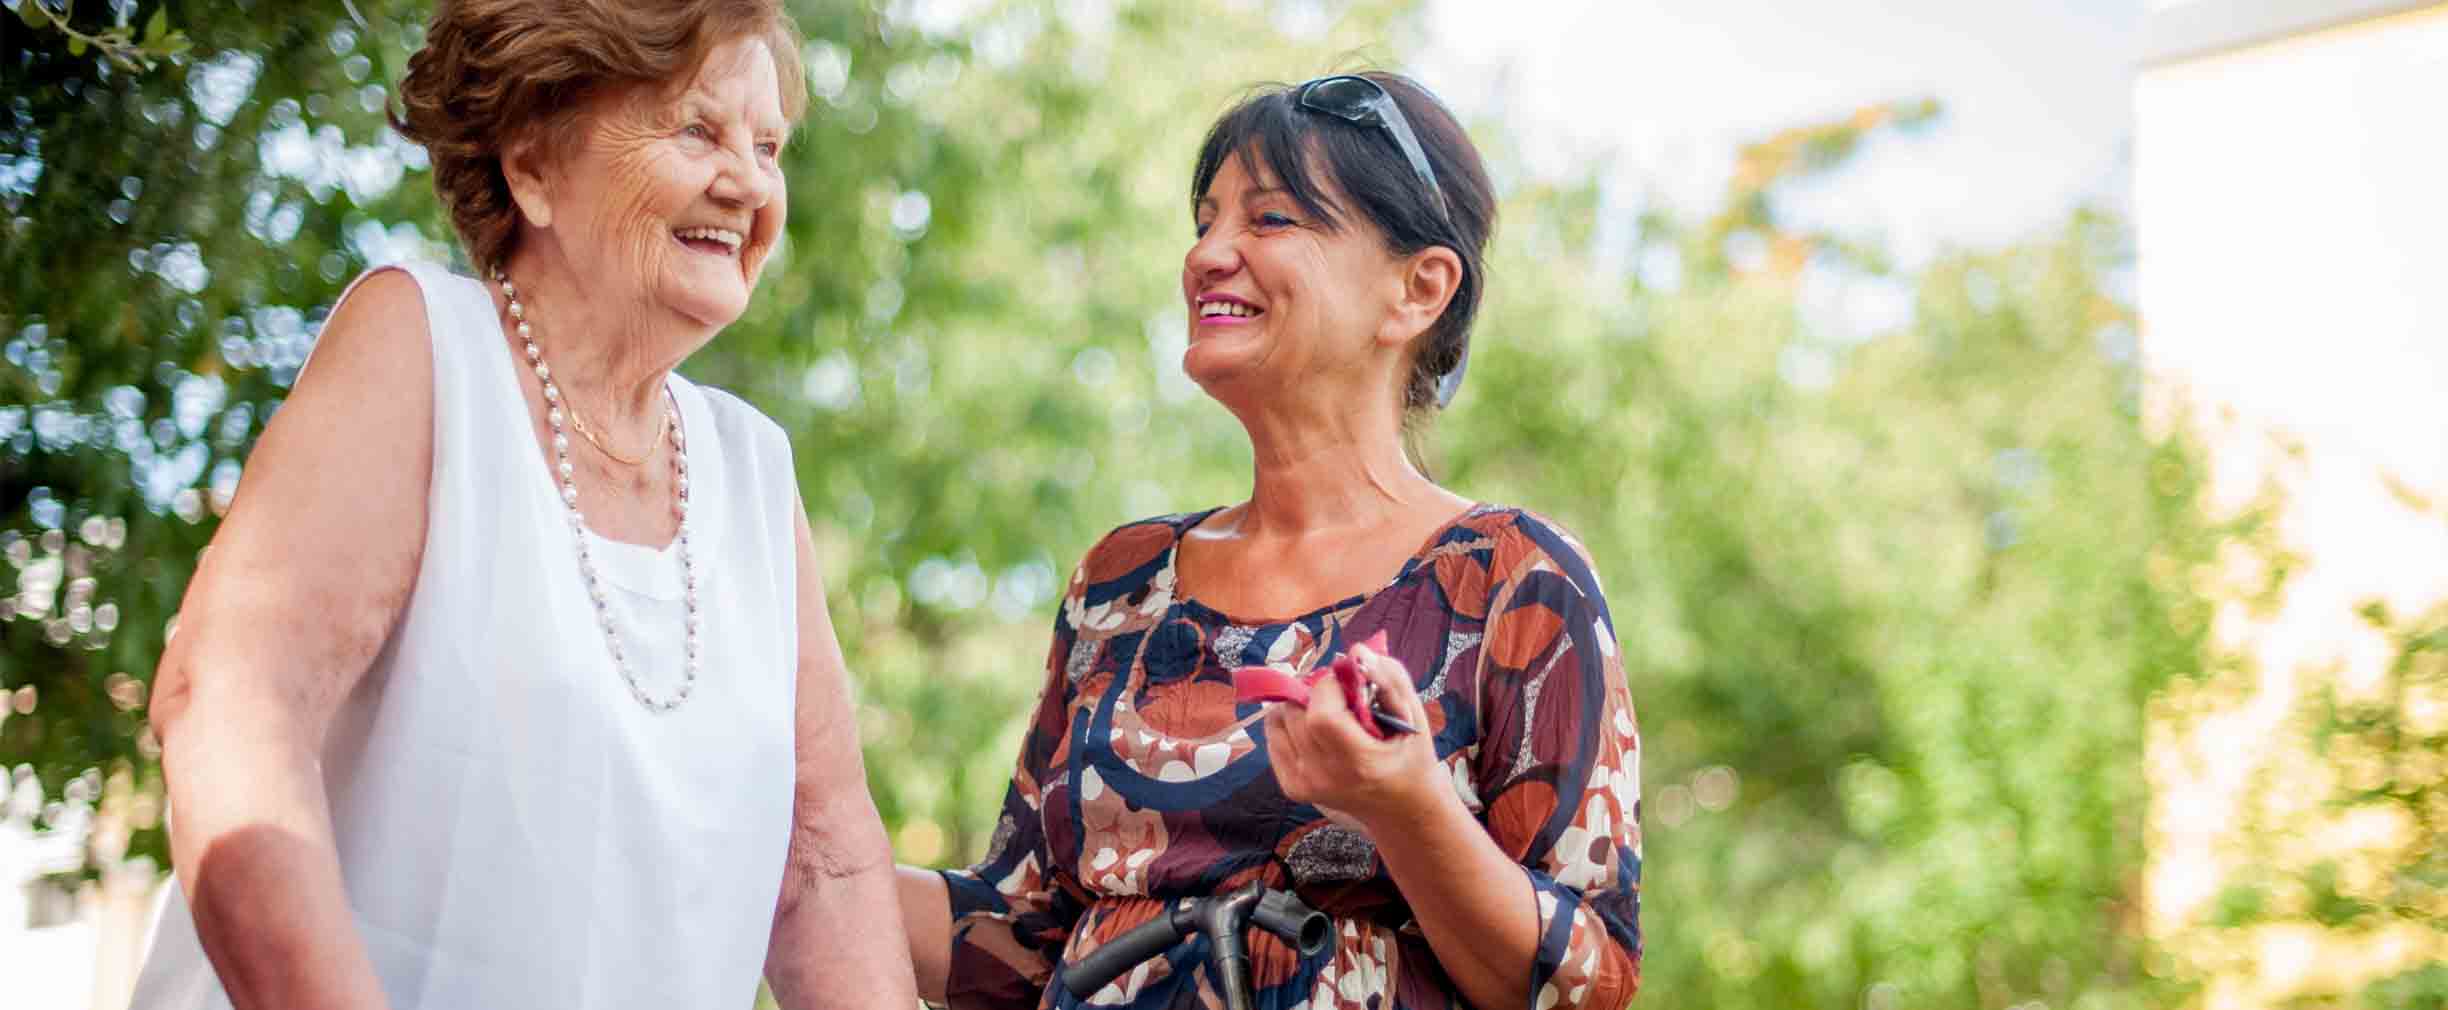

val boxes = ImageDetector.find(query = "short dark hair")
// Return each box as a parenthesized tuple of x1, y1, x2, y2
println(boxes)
(1191, 72, 1496, 419)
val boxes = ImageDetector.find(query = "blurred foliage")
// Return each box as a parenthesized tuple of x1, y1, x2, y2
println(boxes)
(10, 0, 195, 71)
(2191, 590, 2448, 1006)
(2142, 464, 2446, 1004)
(3, 0, 442, 873)
(2309, 603, 2448, 938)
(7, 1, 2440, 1009)
(2363, 962, 2448, 1010)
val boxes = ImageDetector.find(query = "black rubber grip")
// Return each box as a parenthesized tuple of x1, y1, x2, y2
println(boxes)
(1250, 889, 1330, 956)
(1058, 915, 1188, 998)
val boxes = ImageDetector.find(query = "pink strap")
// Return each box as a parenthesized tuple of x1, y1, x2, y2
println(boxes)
(1231, 631, 1391, 739)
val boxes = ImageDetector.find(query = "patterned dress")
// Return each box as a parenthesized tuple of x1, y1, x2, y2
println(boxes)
(938, 505, 1643, 1010)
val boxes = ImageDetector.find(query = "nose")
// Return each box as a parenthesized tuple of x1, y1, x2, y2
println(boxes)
(1183, 225, 1240, 284)
(708, 143, 775, 212)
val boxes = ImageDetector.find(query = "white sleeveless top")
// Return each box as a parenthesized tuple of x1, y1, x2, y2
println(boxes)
(131, 261, 802, 1009)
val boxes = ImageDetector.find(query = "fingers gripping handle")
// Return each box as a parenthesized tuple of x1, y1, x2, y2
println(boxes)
(1231, 630, 1414, 737)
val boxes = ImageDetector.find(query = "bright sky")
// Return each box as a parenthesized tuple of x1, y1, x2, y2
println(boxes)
(1416, 0, 2143, 264)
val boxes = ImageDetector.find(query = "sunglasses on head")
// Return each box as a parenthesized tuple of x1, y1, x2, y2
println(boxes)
(1294, 74, 1469, 406)
(1295, 75, 1453, 228)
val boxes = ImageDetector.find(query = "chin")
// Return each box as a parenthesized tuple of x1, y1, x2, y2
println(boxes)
(1180, 340, 1267, 397)
(663, 276, 752, 330)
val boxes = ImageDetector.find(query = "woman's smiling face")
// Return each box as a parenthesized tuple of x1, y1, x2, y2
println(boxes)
(1179, 150, 1412, 411)
(517, 34, 791, 333)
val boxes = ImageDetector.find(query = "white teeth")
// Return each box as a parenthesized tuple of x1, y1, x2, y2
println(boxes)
(1199, 301, 1257, 318)
(674, 227, 743, 254)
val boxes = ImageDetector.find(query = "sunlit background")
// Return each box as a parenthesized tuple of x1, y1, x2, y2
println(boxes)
(3, 1, 2442, 1008)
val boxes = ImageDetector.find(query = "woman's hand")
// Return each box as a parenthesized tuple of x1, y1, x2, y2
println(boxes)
(1261, 641, 1444, 830)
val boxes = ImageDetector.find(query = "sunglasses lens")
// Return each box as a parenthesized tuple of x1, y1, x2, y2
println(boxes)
(1300, 77, 1385, 123)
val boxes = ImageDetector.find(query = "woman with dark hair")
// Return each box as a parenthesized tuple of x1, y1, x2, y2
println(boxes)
(128, 1, 915, 1007)
(898, 73, 1644, 1010)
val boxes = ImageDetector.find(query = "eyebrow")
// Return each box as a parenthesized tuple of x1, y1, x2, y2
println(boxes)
(677, 94, 790, 134)
(1197, 184, 1290, 210)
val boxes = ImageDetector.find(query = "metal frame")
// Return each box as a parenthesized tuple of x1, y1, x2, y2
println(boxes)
(2144, 0, 2445, 67)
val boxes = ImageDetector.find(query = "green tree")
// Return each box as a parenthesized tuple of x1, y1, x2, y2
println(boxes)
(10, 0, 195, 71)
(3, 0, 443, 871)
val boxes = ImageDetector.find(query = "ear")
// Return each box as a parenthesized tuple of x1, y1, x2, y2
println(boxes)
(500, 131, 557, 231)
(1377, 245, 1463, 349)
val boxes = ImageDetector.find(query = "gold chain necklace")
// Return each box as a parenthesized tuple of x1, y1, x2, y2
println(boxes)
(564, 400, 667, 467)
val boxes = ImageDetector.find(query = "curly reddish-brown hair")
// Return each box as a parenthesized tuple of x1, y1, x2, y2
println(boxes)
(391, 0, 807, 274)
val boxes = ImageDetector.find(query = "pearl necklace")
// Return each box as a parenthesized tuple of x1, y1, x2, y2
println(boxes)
(498, 270, 701, 712)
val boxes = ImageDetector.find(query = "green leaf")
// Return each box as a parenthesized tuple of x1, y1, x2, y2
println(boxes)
(2208, 882, 2267, 928)
(145, 7, 166, 43)
(159, 30, 190, 56)
(17, 0, 45, 30)
(68, 35, 87, 56)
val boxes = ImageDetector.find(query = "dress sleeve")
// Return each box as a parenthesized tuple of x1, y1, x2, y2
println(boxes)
(1470, 523, 1644, 1009)
(935, 566, 1091, 1009)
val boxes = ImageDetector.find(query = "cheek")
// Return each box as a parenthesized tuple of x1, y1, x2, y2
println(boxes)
(638, 158, 721, 284)
(607, 148, 694, 217)
(589, 160, 671, 260)
(1314, 247, 1392, 324)
(1258, 243, 1337, 322)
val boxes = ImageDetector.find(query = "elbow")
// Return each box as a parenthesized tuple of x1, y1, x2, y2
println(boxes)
(797, 789, 895, 880)
(1538, 939, 1642, 1010)
(146, 645, 324, 785)
(774, 781, 895, 924)
(147, 650, 200, 755)
(794, 752, 894, 872)
(1585, 948, 1643, 1009)
(1543, 971, 1640, 1010)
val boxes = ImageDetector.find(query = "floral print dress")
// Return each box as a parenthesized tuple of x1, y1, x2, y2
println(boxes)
(937, 505, 1643, 1010)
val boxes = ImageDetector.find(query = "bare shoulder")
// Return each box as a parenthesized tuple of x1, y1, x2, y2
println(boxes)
(227, 262, 438, 543)
(240, 265, 435, 511)
(301, 266, 434, 386)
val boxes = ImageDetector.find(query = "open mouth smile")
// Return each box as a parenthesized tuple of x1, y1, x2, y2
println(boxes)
(674, 226, 744, 259)
(1196, 295, 1263, 324)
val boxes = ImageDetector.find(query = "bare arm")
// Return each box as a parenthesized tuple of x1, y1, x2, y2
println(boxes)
(764, 507, 923, 1008)
(149, 269, 433, 1010)
(1363, 780, 1542, 1005)
(895, 863, 953, 1004)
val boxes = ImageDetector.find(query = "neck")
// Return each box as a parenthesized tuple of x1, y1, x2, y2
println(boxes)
(1227, 387, 1439, 538)
(494, 246, 694, 436)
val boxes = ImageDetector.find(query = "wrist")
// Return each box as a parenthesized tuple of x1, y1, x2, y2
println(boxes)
(1354, 762, 1466, 840)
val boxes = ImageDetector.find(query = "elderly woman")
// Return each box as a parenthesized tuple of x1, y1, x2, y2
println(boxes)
(128, 2, 915, 1007)
(897, 73, 1644, 1010)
